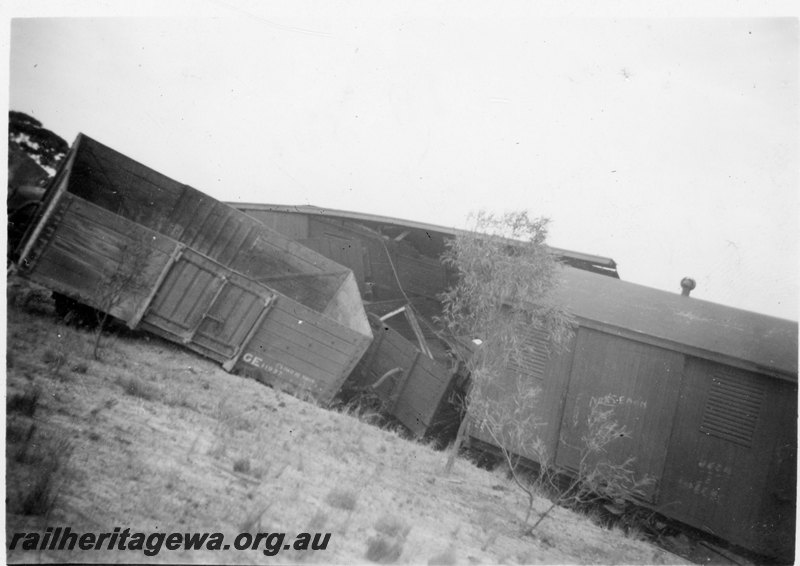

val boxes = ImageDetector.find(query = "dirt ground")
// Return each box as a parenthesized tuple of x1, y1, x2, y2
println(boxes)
(5, 279, 691, 564)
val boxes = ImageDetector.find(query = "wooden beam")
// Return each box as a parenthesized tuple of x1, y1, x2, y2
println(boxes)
(405, 306, 434, 359)
(129, 243, 185, 328)
(380, 305, 407, 321)
(390, 351, 419, 413)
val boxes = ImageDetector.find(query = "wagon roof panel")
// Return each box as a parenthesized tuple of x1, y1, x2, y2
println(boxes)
(231, 202, 619, 277)
(556, 267, 798, 379)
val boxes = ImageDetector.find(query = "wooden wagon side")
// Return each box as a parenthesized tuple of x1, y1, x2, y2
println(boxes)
(347, 314, 457, 437)
(467, 266, 798, 560)
(14, 135, 372, 405)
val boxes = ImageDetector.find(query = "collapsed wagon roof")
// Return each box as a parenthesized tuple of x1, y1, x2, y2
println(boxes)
(232, 203, 620, 278)
(555, 266, 798, 381)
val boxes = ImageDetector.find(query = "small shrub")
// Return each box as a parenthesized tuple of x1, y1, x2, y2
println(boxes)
(8, 385, 41, 417)
(165, 387, 194, 410)
(14, 433, 73, 516)
(325, 488, 358, 511)
(233, 457, 251, 474)
(365, 535, 404, 563)
(41, 348, 69, 378)
(118, 376, 160, 401)
(375, 515, 411, 539)
(238, 504, 270, 533)
(307, 510, 328, 530)
(7, 420, 35, 445)
(88, 398, 118, 419)
(17, 286, 54, 315)
(164, 469, 181, 490)
(71, 361, 89, 374)
(216, 397, 253, 431)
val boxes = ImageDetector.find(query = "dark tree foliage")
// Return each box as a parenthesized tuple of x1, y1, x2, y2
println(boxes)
(9, 111, 69, 172)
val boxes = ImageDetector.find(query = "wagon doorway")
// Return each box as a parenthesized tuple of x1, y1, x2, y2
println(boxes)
(142, 248, 274, 366)
(554, 328, 684, 502)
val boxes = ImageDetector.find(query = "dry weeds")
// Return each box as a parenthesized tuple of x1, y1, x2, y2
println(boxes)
(5, 280, 687, 564)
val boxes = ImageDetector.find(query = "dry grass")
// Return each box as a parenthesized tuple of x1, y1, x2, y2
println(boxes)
(325, 488, 359, 511)
(7, 383, 41, 417)
(119, 376, 159, 401)
(233, 457, 251, 474)
(5, 278, 687, 564)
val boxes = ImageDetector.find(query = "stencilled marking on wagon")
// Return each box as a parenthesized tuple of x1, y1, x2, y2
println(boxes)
(604, 394, 648, 409)
(242, 352, 315, 388)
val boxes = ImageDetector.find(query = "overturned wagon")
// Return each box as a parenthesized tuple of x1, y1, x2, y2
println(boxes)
(231, 203, 620, 438)
(13, 134, 372, 404)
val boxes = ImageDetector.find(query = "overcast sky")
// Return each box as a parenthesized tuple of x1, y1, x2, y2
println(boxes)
(5, 2, 799, 320)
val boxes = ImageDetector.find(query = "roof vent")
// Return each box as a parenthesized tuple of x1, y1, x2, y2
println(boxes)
(680, 277, 696, 297)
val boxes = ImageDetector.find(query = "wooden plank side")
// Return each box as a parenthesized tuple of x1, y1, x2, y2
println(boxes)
(166, 187, 217, 244)
(217, 221, 256, 267)
(659, 358, 796, 559)
(165, 191, 352, 313)
(235, 297, 370, 404)
(395, 252, 448, 299)
(70, 140, 183, 228)
(146, 262, 221, 336)
(192, 285, 269, 359)
(239, 209, 311, 240)
(23, 195, 178, 324)
(252, 321, 358, 372)
(554, 328, 684, 503)
(306, 218, 397, 297)
(467, 330, 575, 466)
(392, 355, 452, 436)
(213, 204, 355, 277)
(186, 202, 231, 257)
(264, 302, 366, 348)
(69, 140, 367, 322)
(354, 320, 453, 435)
(301, 237, 366, 291)
(254, 272, 345, 313)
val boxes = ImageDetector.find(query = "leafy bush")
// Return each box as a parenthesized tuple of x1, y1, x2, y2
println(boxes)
(438, 211, 574, 474)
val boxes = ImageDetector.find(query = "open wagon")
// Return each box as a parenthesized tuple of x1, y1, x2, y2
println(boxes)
(13, 134, 373, 404)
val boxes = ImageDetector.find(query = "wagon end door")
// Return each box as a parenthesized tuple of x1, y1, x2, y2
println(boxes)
(142, 248, 274, 365)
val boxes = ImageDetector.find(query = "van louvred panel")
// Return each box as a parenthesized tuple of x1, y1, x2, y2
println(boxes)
(700, 368, 765, 447)
(508, 326, 550, 381)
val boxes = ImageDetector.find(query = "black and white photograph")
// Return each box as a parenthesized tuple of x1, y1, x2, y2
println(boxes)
(4, 2, 798, 564)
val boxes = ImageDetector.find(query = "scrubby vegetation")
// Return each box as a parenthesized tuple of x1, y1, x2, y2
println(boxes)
(5, 278, 684, 564)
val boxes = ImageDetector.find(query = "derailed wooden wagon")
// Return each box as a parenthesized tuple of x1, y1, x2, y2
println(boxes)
(233, 202, 797, 561)
(468, 267, 798, 561)
(12, 134, 372, 404)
